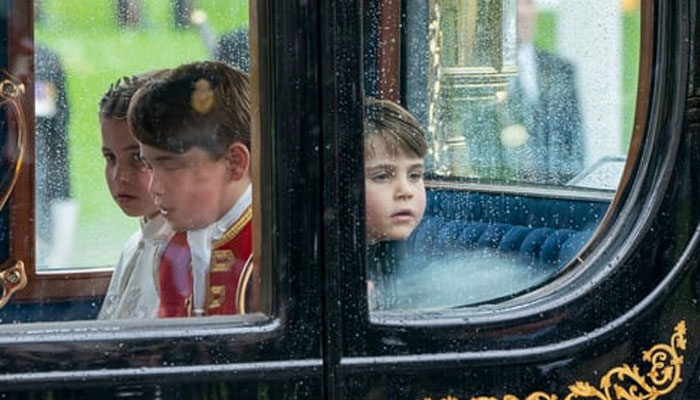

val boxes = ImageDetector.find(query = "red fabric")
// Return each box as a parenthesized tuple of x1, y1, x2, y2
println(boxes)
(157, 209, 253, 317)
(157, 232, 192, 318)
(207, 215, 253, 315)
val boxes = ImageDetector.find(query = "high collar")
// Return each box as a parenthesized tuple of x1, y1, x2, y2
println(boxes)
(139, 213, 172, 241)
(209, 184, 252, 241)
(187, 183, 253, 315)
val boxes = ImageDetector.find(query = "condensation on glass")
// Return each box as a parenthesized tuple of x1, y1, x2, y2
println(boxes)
(34, 0, 250, 270)
(366, 0, 640, 312)
(1, 0, 262, 324)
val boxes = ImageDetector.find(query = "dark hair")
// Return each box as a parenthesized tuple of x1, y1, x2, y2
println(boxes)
(364, 97, 428, 158)
(127, 61, 250, 158)
(99, 69, 170, 120)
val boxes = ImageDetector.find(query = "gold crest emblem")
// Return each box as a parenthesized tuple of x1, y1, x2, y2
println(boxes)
(191, 78, 214, 114)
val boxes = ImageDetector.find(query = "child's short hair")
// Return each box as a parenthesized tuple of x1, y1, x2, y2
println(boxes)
(364, 98, 428, 158)
(99, 69, 170, 120)
(128, 61, 250, 158)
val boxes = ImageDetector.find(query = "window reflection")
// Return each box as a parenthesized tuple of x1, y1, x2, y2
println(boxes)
(0, 0, 261, 324)
(34, 0, 250, 270)
(367, 0, 640, 311)
(34, 43, 73, 266)
(403, 0, 637, 187)
(500, 0, 584, 184)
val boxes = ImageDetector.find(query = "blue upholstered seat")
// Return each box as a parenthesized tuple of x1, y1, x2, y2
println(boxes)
(402, 189, 610, 269)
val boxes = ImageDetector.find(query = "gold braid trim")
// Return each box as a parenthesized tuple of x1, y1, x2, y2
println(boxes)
(421, 320, 687, 400)
(235, 254, 255, 315)
(212, 207, 252, 248)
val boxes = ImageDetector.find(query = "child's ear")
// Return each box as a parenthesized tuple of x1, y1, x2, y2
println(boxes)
(225, 142, 250, 181)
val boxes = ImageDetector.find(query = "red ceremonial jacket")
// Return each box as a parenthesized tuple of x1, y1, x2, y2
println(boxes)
(157, 207, 254, 317)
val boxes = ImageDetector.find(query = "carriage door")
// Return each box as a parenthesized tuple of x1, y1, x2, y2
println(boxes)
(0, 0, 327, 397)
(322, 0, 700, 398)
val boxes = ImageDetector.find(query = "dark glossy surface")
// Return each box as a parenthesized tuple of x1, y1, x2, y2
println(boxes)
(0, 0, 697, 399)
(326, 0, 700, 398)
(0, 0, 326, 397)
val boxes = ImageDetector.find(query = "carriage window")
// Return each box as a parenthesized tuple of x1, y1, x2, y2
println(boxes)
(0, 0, 268, 323)
(365, 0, 640, 311)
(35, 0, 250, 270)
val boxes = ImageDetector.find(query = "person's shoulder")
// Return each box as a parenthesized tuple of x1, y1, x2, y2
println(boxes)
(535, 49, 573, 69)
(216, 28, 250, 72)
(215, 206, 253, 250)
(35, 43, 62, 66)
(535, 49, 576, 76)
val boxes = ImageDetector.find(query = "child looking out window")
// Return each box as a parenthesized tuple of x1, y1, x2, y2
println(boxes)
(364, 98, 428, 310)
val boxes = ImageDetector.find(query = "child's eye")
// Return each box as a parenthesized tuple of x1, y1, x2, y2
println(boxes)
(102, 153, 116, 164)
(408, 170, 424, 181)
(370, 172, 391, 182)
(130, 153, 147, 169)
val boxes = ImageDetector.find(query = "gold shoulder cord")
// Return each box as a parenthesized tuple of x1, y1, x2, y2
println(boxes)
(421, 320, 687, 400)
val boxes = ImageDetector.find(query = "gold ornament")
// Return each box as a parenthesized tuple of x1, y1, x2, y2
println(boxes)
(420, 320, 687, 400)
(191, 78, 214, 114)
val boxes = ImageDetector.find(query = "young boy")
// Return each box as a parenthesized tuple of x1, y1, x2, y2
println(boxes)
(364, 98, 428, 310)
(98, 70, 172, 319)
(128, 61, 253, 317)
(364, 98, 427, 245)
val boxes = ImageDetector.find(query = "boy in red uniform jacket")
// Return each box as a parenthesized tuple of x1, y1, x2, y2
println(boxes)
(128, 61, 254, 317)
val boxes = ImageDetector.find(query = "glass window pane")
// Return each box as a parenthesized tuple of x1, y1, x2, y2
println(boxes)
(0, 0, 269, 324)
(365, 0, 640, 312)
(35, 0, 250, 270)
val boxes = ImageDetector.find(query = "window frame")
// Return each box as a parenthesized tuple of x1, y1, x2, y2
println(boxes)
(334, 0, 692, 353)
(0, 0, 328, 389)
(6, 1, 110, 302)
(354, 0, 652, 320)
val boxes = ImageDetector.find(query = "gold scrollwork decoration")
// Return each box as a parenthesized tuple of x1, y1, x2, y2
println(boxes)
(420, 320, 687, 400)
(0, 74, 26, 212)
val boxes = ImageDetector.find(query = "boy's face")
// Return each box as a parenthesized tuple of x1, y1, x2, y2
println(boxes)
(365, 137, 426, 245)
(100, 118, 159, 219)
(139, 144, 231, 231)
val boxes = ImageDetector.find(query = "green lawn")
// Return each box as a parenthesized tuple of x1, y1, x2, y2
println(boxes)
(621, 10, 641, 151)
(36, 0, 248, 267)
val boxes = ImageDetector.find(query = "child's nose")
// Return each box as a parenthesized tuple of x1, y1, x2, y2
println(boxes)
(149, 173, 164, 195)
(394, 177, 414, 199)
(114, 164, 129, 184)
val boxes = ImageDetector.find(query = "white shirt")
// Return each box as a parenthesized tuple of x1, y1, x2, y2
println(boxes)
(187, 184, 253, 315)
(98, 214, 173, 319)
(517, 42, 539, 103)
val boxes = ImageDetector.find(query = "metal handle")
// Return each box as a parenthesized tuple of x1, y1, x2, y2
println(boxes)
(0, 259, 27, 309)
(0, 74, 28, 309)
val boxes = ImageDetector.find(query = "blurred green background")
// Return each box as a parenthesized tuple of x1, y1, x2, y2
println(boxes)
(36, 0, 248, 268)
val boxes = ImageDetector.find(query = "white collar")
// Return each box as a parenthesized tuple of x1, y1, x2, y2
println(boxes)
(211, 184, 252, 241)
(140, 213, 172, 241)
(516, 42, 539, 102)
